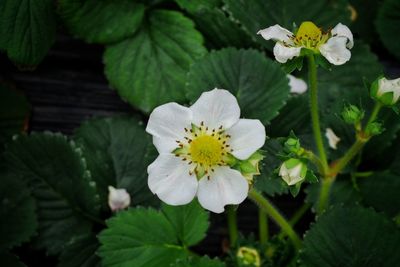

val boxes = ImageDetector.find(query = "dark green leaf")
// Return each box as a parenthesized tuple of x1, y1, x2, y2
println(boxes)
(0, 0, 56, 66)
(0, 251, 26, 267)
(74, 116, 158, 210)
(58, 0, 145, 44)
(161, 200, 209, 247)
(0, 172, 37, 250)
(185, 48, 290, 125)
(58, 234, 100, 267)
(172, 256, 226, 267)
(376, 0, 400, 60)
(104, 10, 206, 113)
(98, 207, 188, 267)
(305, 180, 360, 212)
(0, 84, 30, 148)
(224, 0, 350, 49)
(300, 206, 400, 267)
(4, 133, 100, 255)
(358, 171, 400, 218)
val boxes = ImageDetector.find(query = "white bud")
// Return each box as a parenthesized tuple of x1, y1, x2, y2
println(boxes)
(325, 128, 340, 150)
(377, 77, 400, 105)
(108, 186, 131, 212)
(279, 159, 307, 186)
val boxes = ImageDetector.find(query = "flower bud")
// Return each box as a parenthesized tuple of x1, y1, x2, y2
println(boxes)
(365, 122, 384, 136)
(341, 104, 364, 124)
(108, 186, 131, 212)
(284, 137, 301, 154)
(370, 77, 400, 106)
(237, 247, 261, 267)
(279, 158, 307, 186)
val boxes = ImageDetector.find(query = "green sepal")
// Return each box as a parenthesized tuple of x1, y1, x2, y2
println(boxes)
(365, 121, 385, 136)
(341, 104, 364, 124)
(282, 57, 304, 74)
(315, 53, 332, 71)
(289, 183, 302, 197)
(305, 170, 319, 183)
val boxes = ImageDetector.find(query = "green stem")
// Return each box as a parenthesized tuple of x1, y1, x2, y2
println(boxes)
(317, 178, 334, 214)
(259, 208, 268, 245)
(308, 55, 329, 174)
(330, 138, 367, 176)
(226, 205, 238, 247)
(248, 190, 302, 249)
(366, 102, 382, 126)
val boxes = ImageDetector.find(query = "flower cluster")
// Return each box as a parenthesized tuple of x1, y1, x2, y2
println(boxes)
(146, 89, 266, 213)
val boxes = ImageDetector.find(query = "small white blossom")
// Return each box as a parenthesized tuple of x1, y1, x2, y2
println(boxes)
(325, 128, 341, 150)
(288, 74, 307, 94)
(108, 186, 131, 212)
(146, 89, 266, 213)
(279, 159, 307, 186)
(377, 77, 400, 105)
(258, 21, 353, 65)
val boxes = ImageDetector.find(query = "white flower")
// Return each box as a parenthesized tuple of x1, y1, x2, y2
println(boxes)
(279, 159, 307, 186)
(146, 89, 266, 213)
(108, 186, 131, 211)
(287, 74, 307, 94)
(377, 77, 400, 105)
(258, 21, 353, 65)
(325, 128, 341, 150)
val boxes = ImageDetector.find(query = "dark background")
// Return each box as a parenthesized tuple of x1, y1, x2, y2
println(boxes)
(1, 32, 399, 266)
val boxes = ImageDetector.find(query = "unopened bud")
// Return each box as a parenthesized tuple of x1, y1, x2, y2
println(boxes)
(237, 247, 261, 267)
(341, 104, 364, 124)
(370, 77, 400, 106)
(279, 158, 307, 186)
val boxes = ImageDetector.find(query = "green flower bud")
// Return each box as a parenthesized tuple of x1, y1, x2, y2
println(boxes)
(279, 158, 307, 186)
(370, 76, 400, 106)
(341, 104, 364, 124)
(239, 151, 264, 184)
(237, 247, 261, 267)
(284, 137, 301, 154)
(365, 122, 384, 136)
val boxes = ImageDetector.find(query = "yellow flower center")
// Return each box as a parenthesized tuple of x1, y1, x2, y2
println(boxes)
(174, 122, 232, 179)
(292, 21, 329, 50)
(190, 135, 223, 166)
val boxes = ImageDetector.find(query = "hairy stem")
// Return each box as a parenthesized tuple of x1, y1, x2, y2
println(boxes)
(248, 190, 302, 249)
(259, 208, 268, 245)
(226, 205, 238, 247)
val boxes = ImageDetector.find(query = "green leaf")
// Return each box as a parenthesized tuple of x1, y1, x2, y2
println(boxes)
(254, 139, 288, 196)
(185, 48, 290, 125)
(0, 171, 37, 250)
(104, 10, 206, 113)
(58, 234, 100, 267)
(161, 200, 209, 247)
(376, 0, 400, 60)
(223, 0, 350, 49)
(172, 256, 226, 267)
(305, 180, 360, 212)
(0, 0, 56, 66)
(0, 251, 26, 267)
(0, 84, 30, 148)
(176, 0, 253, 49)
(58, 0, 145, 44)
(300, 206, 400, 267)
(4, 133, 100, 255)
(98, 207, 189, 267)
(358, 171, 400, 218)
(74, 116, 158, 210)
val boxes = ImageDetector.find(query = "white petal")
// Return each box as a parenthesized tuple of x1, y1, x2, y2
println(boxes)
(108, 186, 131, 211)
(190, 88, 240, 130)
(325, 128, 341, 150)
(287, 74, 308, 94)
(319, 36, 351, 65)
(273, 43, 301, 64)
(226, 119, 266, 160)
(257, 25, 294, 44)
(147, 154, 198, 205)
(279, 164, 303, 186)
(146, 103, 192, 153)
(331, 23, 353, 49)
(197, 167, 249, 213)
(378, 77, 400, 103)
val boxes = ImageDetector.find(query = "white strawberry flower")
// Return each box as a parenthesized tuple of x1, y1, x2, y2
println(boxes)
(146, 89, 266, 213)
(258, 21, 353, 65)
(108, 186, 131, 212)
(371, 77, 400, 106)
